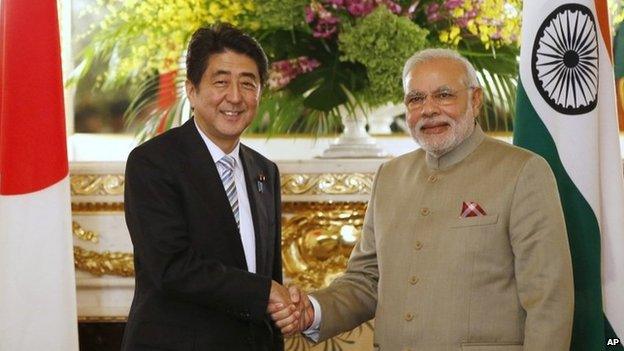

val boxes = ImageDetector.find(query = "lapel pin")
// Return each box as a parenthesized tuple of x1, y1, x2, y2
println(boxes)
(257, 172, 267, 193)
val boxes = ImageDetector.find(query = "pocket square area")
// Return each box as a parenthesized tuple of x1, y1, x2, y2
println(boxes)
(451, 214, 499, 228)
(460, 201, 487, 218)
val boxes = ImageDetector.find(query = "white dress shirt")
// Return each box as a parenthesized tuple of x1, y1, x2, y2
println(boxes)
(194, 120, 257, 273)
(303, 296, 323, 341)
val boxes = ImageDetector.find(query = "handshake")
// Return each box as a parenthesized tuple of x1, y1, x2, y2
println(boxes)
(266, 280, 315, 336)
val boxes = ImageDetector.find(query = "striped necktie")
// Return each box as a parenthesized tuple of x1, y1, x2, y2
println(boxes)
(217, 155, 239, 227)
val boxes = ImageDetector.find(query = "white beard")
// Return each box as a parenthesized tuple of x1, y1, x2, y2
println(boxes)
(410, 112, 475, 158)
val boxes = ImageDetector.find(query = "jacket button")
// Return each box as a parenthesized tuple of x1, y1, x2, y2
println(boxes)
(404, 312, 414, 321)
(414, 241, 423, 250)
(409, 276, 419, 285)
(420, 208, 430, 216)
(427, 175, 438, 183)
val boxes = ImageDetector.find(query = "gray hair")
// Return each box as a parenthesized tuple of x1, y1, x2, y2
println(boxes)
(402, 48, 480, 92)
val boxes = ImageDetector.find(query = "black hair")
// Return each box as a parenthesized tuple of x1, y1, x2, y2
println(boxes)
(186, 23, 268, 87)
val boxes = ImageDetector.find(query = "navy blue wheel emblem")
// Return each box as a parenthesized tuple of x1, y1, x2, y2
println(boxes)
(531, 4, 598, 115)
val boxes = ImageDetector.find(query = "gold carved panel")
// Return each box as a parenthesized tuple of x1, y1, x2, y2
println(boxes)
(281, 202, 366, 290)
(281, 202, 373, 350)
(74, 246, 134, 277)
(70, 175, 124, 196)
(73, 221, 99, 243)
(281, 173, 374, 195)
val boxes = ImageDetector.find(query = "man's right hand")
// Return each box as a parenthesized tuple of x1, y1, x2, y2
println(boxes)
(269, 284, 314, 335)
(267, 281, 299, 335)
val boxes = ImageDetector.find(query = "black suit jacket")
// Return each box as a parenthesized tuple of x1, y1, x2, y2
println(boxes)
(121, 119, 284, 351)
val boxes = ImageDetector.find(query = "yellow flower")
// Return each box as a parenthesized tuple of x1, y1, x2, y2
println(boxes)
(451, 8, 464, 18)
(430, 0, 521, 48)
(439, 30, 450, 43)
(449, 26, 461, 40)
(208, 2, 222, 16)
(467, 20, 478, 35)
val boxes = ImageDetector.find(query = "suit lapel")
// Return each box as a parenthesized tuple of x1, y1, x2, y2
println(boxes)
(239, 145, 270, 277)
(178, 119, 247, 270)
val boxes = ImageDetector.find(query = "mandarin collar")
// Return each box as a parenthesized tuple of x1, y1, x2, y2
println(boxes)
(425, 123, 485, 170)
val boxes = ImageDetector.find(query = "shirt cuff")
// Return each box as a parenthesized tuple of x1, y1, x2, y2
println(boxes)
(302, 295, 322, 342)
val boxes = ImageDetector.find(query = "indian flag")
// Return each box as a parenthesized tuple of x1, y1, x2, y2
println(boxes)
(0, 0, 79, 349)
(514, 0, 624, 350)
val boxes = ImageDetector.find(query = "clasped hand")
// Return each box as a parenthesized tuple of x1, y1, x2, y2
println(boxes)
(266, 281, 314, 336)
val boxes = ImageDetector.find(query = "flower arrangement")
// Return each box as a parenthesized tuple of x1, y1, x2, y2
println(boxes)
(252, 0, 523, 134)
(71, 0, 530, 138)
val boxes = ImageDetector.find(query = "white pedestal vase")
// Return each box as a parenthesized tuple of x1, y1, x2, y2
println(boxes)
(320, 108, 388, 159)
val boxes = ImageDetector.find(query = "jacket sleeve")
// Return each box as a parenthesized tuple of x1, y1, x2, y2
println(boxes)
(509, 155, 574, 350)
(310, 164, 383, 342)
(124, 149, 271, 324)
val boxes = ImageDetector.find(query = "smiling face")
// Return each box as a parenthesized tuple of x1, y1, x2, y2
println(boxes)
(404, 58, 482, 157)
(186, 50, 261, 153)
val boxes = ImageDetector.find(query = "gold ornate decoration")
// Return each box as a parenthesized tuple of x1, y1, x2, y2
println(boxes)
(281, 173, 374, 195)
(72, 221, 99, 243)
(70, 175, 125, 196)
(281, 202, 372, 351)
(281, 202, 367, 291)
(72, 202, 124, 212)
(74, 246, 134, 277)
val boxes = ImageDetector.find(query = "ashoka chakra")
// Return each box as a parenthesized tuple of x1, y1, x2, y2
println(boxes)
(531, 4, 598, 115)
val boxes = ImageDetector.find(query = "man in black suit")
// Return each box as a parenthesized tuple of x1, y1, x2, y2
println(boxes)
(121, 24, 298, 350)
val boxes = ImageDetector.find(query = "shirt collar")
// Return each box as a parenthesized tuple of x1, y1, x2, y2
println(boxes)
(194, 119, 241, 167)
(425, 122, 485, 170)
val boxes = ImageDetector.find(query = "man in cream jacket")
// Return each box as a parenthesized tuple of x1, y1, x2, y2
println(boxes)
(271, 48, 574, 351)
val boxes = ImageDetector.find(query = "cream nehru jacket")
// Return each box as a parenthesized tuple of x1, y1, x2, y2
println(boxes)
(311, 125, 574, 351)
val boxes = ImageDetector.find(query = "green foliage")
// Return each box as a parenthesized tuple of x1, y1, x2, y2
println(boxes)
(339, 7, 429, 106)
(253, 0, 309, 30)
(253, 28, 369, 135)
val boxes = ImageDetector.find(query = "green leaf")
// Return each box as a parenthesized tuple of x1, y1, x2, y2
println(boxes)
(303, 78, 348, 111)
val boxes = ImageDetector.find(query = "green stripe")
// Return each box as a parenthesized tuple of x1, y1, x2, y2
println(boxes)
(615, 22, 624, 79)
(514, 79, 613, 350)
